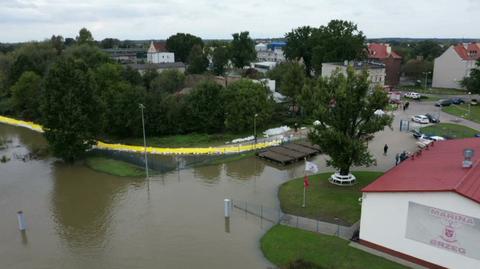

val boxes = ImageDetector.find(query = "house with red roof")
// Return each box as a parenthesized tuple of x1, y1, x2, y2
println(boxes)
(432, 43, 480, 89)
(147, 41, 175, 64)
(359, 138, 480, 269)
(367, 43, 402, 87)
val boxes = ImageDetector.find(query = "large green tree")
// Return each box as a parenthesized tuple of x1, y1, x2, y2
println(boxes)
(11, 71, 42, 120)
(212, 46, 229, 75)
(270, 62, 306, 107)
(76, 28, 95, 45)
(462, 60, 480, 93)
(309, 68, 392, 176)
(284, 20, 366, 76)
(166, 33, 204, 63)
(185, 81, 225, 133)
(41, 56, 101, 163)
(150, 69, 186, 93)
(229, 32, 256, 69)
(187, 44, 209, 74)
(223, 79, 273, 132)
(284, 26, 314, 75)
(310, 20, 366, 74)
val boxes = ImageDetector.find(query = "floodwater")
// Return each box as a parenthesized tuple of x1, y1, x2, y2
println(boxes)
(0, 123, 313, 269)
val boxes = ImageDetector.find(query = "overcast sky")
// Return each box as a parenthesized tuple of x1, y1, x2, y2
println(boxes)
(1, 0, 479, 42)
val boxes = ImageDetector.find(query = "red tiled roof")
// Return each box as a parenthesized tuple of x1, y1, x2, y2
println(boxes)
(368, 43, 402, 60)
(152, 42, 167, 52)
(362, 138, 480, 204)
(453, 43, 480, 61)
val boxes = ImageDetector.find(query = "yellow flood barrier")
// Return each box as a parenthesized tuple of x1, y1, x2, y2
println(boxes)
(0, 115, 280, 155)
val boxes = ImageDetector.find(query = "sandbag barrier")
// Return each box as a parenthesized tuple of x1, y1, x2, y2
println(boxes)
(0, 115, 280, 155)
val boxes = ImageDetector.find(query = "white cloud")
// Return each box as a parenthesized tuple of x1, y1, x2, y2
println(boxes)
(0, 0, 479, 42)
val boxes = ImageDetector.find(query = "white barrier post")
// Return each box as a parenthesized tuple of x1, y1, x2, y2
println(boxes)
(224, 199, 231, 218)
(17, 211, 27, 231)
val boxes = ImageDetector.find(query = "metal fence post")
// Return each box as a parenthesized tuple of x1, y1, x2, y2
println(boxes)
(296, 216, 299, 228)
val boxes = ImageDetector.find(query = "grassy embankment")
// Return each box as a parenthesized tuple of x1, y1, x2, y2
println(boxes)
(278, 171, 383, 226)
(442, 104, 480, 124)
(85, 157, 146, 177)
(420, 123, 479, 139)
(260, 225, 407, 269)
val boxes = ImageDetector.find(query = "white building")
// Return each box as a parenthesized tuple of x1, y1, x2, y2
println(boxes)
(255, 42, 286, 63)
(432, 43, 480, 89)
(321, 61, 386, 88)
(360, 138, 480, 269)
(147, 41, 175, 64)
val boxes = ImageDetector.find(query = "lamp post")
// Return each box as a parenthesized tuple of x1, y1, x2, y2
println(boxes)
(254, 113, 258, 149)
(423, 71, 431, 91)
(469, 92, 472, 119)
(139, 104, 149, 179)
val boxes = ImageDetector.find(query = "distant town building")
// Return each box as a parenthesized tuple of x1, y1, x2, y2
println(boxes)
(102, 48, 146, 64)
(432, 43, 480, 89)
(321, 61, 386, 89)
(252, 61, 277, 73)
(367, 43, 402, 87)
(147, 41, 175, 64)
(255, 41, 286, 63)
(127, 62, 186, 75)
(360, 138, 480, 269)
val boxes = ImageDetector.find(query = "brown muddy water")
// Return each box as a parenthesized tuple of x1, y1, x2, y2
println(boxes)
(0, 123, 317, 269)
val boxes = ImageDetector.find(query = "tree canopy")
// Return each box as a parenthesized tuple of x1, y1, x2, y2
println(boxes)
(462, 60, 480, 94)
(187, 44, 209, 74)
(284, 20, 366, 76)
(309, 68, 392, 175)
(166, 33, 204, 63)
(41, 56, 101, 163)
(76, 28, 95, 45)
(223, 79, 273, 132)
(212, 46, 230, 76)
(11, 71, 42, 120)
(230, 31, 256, 69)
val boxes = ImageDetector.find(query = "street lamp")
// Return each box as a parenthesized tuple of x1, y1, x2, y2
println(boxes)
(254, 113, 258, 149)
(423, 71, 431, 91)
(139, 104, 149, 179)
(468, 92, 472, 119)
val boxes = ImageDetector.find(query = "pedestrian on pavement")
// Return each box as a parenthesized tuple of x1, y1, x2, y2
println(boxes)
(383, 144, 389, 156)
(405, 102, 410, 110)
(395, 153, 400, 165)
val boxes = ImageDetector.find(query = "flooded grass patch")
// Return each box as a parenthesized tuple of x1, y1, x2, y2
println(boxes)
(279, 172, 383, 225)
(85, 157, 146, 177)
(260, 225, 407, 269)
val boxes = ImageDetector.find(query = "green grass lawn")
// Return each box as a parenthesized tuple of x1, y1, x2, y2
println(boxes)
(442, 104, 480, 124)
(261, 225, 407, 269)
(85, 157, 146, 177)
(420, 123, 479, 139)
(115, 133, 243, 148)
(279, 171, 383, 225)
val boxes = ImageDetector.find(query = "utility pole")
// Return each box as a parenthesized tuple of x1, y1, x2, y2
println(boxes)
(254, 113, 258, 150)
(139, 104, 149, 179)
(423, 71, 431, 91)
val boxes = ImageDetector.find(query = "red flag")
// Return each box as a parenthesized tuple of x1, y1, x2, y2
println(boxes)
(304, 175, 309, 188)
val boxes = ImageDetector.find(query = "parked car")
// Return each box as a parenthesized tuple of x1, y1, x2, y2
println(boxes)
(450, 97, 465, 104)
(410, 129, 423, 139)
(425, 113, 440, 123)
(435, 99, 452, 107)
(404, 92, 422, 99)
(411, 115, 430, 124)
(420, 134, 446, 141)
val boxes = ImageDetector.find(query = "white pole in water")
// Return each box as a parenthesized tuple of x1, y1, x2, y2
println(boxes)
(224, 199, 231, 218)
(17, 211, 27, 231)
(139, 104, 149, 179)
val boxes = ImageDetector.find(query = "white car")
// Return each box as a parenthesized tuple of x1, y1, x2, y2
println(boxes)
(404, 92, 421, 99)
(411, 115, 430, 124)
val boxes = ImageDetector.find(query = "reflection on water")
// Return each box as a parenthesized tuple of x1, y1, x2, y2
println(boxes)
(193, 164, 222, 184)
(50, 161, 139, 250)
(225, 157, 265, 180)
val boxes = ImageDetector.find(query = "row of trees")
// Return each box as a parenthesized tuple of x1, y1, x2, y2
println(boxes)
(164, 31, 256, 75)
(0, 28, 274, 162)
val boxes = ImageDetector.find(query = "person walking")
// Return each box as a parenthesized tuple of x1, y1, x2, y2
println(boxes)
(395, 153, 400, 165)
(383, 144, 389, 156)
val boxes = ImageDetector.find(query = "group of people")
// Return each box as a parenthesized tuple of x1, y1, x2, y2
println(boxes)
(395, 151, 410, 165)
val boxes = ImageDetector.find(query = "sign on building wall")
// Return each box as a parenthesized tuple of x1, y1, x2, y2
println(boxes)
(405, 202, 480, 260)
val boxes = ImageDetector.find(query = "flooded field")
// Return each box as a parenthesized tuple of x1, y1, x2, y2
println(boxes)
(0, 123, 313, 269)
